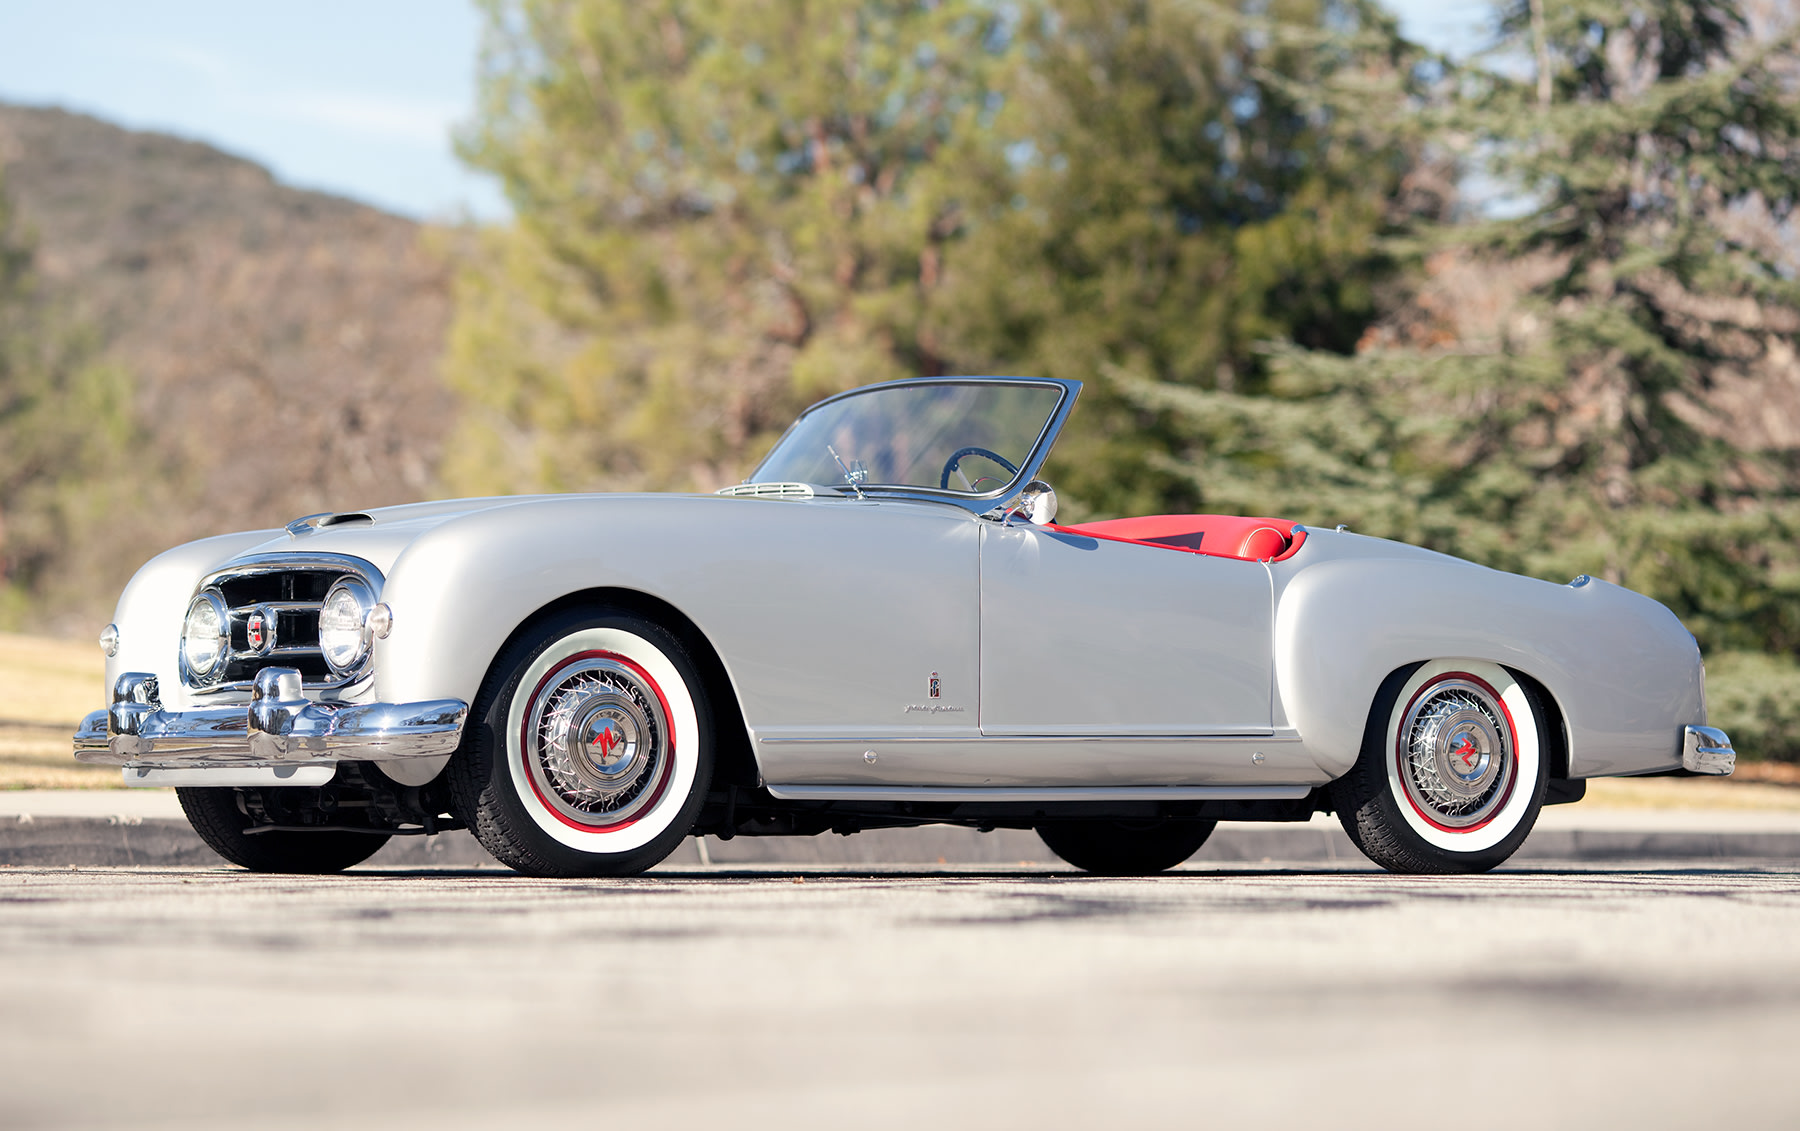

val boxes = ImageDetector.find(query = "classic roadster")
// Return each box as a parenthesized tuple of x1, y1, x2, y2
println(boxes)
(74, 376, 1733, 876)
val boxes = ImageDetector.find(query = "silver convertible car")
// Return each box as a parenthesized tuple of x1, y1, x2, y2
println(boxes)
(75, 376, 1733, 876)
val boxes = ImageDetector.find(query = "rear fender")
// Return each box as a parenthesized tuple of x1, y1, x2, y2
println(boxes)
(1275, 559, 1702, 779)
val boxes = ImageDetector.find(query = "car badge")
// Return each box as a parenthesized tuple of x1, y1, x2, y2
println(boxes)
(591, 723, 619, 761)
(929, 671, 941, 699)
(246, 609, 271, 654)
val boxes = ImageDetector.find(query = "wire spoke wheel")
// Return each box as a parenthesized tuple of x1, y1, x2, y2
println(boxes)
(1397, 678, 1516, 831)
(450, 610, 713, 877)
(1331, 659, 1549, 874)
(523, 654, 673, 830)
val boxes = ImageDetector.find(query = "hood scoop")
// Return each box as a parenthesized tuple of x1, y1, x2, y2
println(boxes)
(285, 511, 375, 538)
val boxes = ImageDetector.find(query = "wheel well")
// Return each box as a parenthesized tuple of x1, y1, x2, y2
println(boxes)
(500, 587, 761, 790)
(1505, 666, 1570, 781)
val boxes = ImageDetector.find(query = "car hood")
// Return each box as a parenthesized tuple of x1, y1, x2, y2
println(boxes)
(233, 494, 674, 579)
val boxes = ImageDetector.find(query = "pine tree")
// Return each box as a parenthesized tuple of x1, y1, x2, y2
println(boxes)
(1128, 0, 1800, 757)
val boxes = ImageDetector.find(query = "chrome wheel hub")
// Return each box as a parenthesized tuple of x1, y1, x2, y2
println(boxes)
(1399, 678, 1513, 828)
(525, 656, 668, 827)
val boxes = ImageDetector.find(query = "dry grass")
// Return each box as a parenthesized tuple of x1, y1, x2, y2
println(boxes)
(1584, 775, 1800, 811)
(0, 631, 106, 725)
(0, 632, 116, 789)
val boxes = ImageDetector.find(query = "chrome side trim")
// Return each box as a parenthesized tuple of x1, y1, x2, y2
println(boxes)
(1682, 725, 1735, 775)
(74, 668, 467, 768)
(764, 784, 1314, 802)
(757, 730, 1288, 743)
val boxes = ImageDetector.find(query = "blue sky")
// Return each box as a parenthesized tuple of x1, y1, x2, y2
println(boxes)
(0, 0, 1494, 223)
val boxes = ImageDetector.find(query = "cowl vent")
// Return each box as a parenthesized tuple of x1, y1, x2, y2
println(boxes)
(716, 483, 839, 500)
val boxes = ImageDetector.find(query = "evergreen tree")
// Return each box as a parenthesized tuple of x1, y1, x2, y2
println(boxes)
(936, 0, 1431, 517)
(1128, 0, 1800, 756)
(445, 0, 1420, 506)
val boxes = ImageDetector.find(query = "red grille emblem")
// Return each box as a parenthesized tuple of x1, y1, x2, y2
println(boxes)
(246, 611, 267, 652)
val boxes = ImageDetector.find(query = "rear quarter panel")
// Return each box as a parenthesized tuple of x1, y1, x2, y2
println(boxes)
(1273, 531, 1703, 779)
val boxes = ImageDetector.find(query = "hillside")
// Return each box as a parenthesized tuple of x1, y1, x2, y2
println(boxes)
(0, 103, 456, 633)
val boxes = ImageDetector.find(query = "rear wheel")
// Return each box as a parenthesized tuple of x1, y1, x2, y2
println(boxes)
(1330, 660, 1549, 874)
(177, 787, 390, 873)
(1036, 819, 1217, 875)
(449, 608, 714, 877)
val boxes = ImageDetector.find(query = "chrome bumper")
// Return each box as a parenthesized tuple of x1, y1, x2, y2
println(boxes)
(73, 668, 468, 776)
(1681, 725, 1735, 775)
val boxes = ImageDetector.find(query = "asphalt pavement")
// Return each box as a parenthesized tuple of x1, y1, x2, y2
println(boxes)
(2, 860, 1797, 1129)
(7, 788, 1800, 867)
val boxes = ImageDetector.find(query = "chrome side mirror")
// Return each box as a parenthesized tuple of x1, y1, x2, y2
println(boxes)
(1004, 480, 1058, 525)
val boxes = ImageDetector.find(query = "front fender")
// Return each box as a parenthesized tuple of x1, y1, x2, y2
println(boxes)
(108, 529, 283, 711)
(372, 498, 712, 709)
(1274, 558, 1703, 779)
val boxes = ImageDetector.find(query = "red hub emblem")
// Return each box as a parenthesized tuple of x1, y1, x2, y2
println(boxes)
(1450, 733, 1479, 768)
(591, 724, 619, 761)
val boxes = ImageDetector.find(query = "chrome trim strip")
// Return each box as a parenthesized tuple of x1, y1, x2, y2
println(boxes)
(199, 552, 387, 587)
(74, 669, 467, 767)
(764, 784, 1314, 802)
(758, 731, 1291, 743)
(1682, 724, 1735, 775)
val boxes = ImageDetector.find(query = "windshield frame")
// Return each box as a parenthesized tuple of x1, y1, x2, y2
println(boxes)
(746, 375, 1082, 512)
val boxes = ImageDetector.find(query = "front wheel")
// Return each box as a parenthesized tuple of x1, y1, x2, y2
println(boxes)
(449, 609, 714, 877)
(1036, 819, 1217, 875)
(1330, 660, 1549, 874)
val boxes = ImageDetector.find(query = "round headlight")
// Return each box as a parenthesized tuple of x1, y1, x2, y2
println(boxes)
(181, 592, 229, 681)
(319, 579, 375, 673)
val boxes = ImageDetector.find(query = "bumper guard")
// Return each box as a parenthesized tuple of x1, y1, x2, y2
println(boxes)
(1681, 725, 1735, 776)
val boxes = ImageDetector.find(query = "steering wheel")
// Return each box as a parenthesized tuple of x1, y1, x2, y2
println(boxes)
(940, 446, 1019, 491)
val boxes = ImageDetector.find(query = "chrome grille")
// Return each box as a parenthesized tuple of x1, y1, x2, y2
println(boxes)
(185, 553, 383, 694)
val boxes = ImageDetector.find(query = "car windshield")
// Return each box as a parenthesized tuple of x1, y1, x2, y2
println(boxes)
(751, 380, 1065, 495)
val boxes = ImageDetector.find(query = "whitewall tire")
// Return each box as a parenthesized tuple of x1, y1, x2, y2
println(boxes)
(450, 609, 713, 877)
(1331, 660, 1550, 874)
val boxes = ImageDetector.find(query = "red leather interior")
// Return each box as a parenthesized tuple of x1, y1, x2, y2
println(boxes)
(1053, 514, 1304, 562)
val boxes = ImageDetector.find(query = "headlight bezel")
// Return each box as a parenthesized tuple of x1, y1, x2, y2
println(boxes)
(318, 577, 377, 675)
(179, 590, 231, 685)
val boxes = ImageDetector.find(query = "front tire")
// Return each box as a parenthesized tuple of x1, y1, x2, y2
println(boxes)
(449, 608, 714, 877)
(1331, 660, 1549, 874)
(177, 787, 390, 873)
(1036, 819, 1217, 875)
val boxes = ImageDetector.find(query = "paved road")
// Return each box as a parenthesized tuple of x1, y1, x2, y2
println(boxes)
(3, 862, 1798, 1129)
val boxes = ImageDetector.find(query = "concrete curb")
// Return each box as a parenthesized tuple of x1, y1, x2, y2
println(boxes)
(3, 815, 1797, 869)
